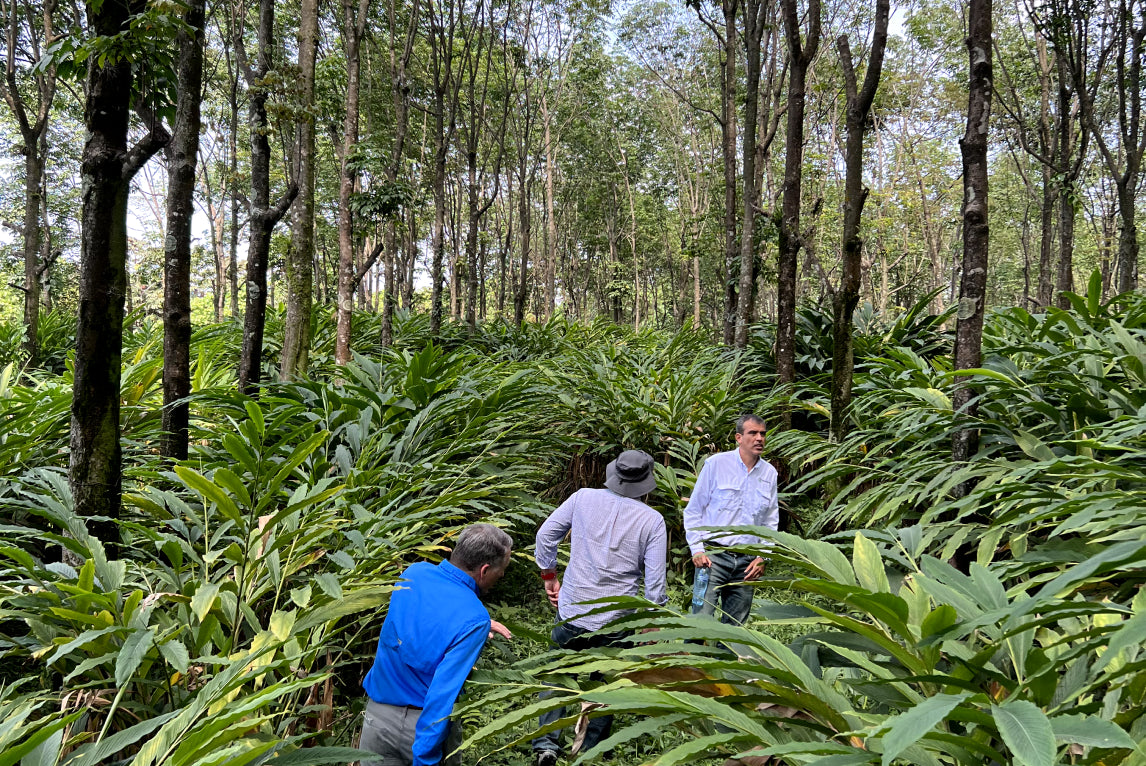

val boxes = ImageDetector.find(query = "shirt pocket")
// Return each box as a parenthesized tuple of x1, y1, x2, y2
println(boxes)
(713, 481, 742, 509)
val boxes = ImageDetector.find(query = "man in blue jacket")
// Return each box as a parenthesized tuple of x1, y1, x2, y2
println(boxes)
(361, 523, 513, 766)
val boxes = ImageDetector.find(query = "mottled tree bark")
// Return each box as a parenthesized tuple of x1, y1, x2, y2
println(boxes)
(2, 0, 58, 367)
(952, 0, 993, 464)
(281, 0, 319, 379)
(776, 0, 821, 420)
(236, 0, 298, 394)
(161, 0, 205, 460)
(829, 0, 888, 442)
(71, 0, 167, 538)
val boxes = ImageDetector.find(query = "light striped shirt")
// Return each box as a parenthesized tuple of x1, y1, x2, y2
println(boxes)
(683, 449, 779, 555)
(535, 487, 668, 631)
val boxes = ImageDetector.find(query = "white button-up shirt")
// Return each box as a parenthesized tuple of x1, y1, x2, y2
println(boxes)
(535, 487, 668, 631)
(683, 449, 779, 555)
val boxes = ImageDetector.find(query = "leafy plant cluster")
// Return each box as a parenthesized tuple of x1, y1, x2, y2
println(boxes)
(465, 279, 1146, 766)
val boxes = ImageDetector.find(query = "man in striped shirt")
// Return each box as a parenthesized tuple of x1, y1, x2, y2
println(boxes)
(532, 449, 668, 766)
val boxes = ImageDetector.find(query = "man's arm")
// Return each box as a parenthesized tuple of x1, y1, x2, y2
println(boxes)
(642, 517, 669, 606)
(412, 620, 489, 766)
(745, 466, 781, 581)
(535, 494, 576, 571)
(683, 460, 715, 557)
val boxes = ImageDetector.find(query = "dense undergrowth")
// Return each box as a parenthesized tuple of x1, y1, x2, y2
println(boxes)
(1, 278, 1145, 765)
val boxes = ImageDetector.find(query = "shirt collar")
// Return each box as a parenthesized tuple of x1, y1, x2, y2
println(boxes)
(438, 559, 480, 595)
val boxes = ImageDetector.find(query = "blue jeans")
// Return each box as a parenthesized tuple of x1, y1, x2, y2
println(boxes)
(691, 551, 756, 626)
(532, 621, 629, 756)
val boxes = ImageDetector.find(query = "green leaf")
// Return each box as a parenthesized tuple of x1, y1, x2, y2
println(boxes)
(175, 466, 243, 525)
(115, 627, 155, 687)
(879, 693, 971, 766)
(0, 711, 83, 766)
(1097, 610, 1146, 673)
(1050, 714, 1135, 750)
(853, 533, 890, 593)
(992, 700, 1055, 766)
(1013, 431, 1056, 462)
(268, 747, 382, 766)
(158, 639, 190, 675)
(191, 581, 221, 622)
(653, 732, 754, 766)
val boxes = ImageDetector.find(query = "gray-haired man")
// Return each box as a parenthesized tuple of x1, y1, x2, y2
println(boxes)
(532, 449, 668, 766)
(361, 523, 513, 766)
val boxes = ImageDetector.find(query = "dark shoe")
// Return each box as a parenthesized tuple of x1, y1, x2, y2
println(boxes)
(535, 750, 558, 766)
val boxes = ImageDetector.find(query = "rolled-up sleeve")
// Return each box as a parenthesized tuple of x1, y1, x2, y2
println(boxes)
(535, 495, 576, 571)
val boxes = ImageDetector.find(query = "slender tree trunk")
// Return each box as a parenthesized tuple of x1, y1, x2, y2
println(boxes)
(952, 0, 992, 464)
(1036, 163, 1055, 307)
(733, 0, 768, 348)
(514, 167, 530, 324)
(830, 0, 888, 442)
(776, 0, 821, 416)
(719, 0, 739, 344)
(335, 0, 370, 363)
(161, 0, 205, 460)
(281, 0, 319, 379)
(236, 0, 299, 394)
(227, 50, 240, 320)
(72, 0, 167, 538)
(542, 95, 558, 317)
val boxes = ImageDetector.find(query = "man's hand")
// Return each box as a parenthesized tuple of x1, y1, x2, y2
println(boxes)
(489, 620, 513, 639)
(544, 577, 560, 607)
(691, 552, 711, 568)
(744, 556, 766, 581)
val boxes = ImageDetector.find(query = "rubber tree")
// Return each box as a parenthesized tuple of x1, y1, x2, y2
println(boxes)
(280, 0, 319, 379)
(1, 0, 59, 367)
(828, 0, 889, 441)
(160, 0, 206, 461)
(234, 0, 298, 394)
(776, 0, 821, 420)
(70, 0, 169, 538)
(952, 0, 993, 464)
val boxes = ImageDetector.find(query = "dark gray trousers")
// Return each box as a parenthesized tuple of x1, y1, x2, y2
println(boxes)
(360, 699, 462, 766)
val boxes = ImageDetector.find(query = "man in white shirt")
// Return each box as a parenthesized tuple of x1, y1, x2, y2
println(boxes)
(683, 414, 779, 625)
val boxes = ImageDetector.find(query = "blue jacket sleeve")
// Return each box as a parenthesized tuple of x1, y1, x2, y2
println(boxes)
(412, 619, 490, 766)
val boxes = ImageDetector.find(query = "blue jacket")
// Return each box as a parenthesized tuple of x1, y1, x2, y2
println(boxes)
(363, 560, 491, 766)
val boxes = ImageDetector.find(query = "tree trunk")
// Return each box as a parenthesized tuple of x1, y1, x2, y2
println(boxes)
(733, 0, 768, 348)
(776, 0, 821, 414)
(71, 0, 167, 539)
(335, 0, 370, 364)
(829, 0, 888, 443)
(719, 0, 739, 344)
(237, 0, 298, 395)
(281, 0, 319, 379)
(514, 166, 531, 324)
(952, 0, 992, 464)
(161, 0, 205, 460)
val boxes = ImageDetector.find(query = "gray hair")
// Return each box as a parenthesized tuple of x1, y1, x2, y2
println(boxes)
(735, 413, 766, 435)
(451, 523, 513, 572)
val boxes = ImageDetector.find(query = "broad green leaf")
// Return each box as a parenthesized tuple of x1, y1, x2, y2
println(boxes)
(191, 582, 221, 622)
(268, 748, 382, 766)
(1050, 714, 1135, 750)
(879, 693, 971, 766)
(175, 467, 243, 525)
(18, 728, 62, 766)
(992, 700, 1055, 766)
(1013, 431, 1056, 462)
(158, 639, 190, 675)
(0, 712, 83, 766)
(115, 627, 155, 687)
(653, 732, 755, 766)
(1096, 609, 1146, 673)
(853, 533, 890, 594)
